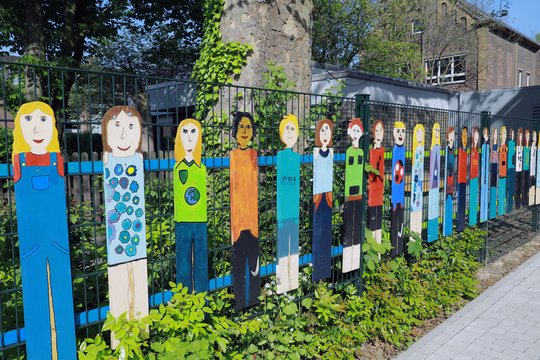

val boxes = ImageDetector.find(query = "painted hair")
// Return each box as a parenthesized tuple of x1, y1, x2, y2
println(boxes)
(471, 127, 479, 150)
(431, 123, 441, 148)
(371, 119, 384, 144)
(348, 118, 364, 133)
(232, 111, 256, 139)
(394, 121, 405, 129)
(174, 118, 203, 165)
(525, 129, 531, 146)
(315, 118, 334, 147)
(499, 126, 507, 145)
(533, 130, 537, 145)
(12, 101, 60, 161)
(461, 126, 468, 149)
(101, 105, 143, 153)
(491, 128, 498, 146)
(279, 114, 299, 143)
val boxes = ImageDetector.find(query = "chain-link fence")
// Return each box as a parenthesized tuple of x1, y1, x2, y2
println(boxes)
(0, 60, 538, 358)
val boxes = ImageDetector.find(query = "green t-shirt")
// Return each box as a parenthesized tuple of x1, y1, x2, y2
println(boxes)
(345, 146, 364, 198)
(174, 159, 207, 222)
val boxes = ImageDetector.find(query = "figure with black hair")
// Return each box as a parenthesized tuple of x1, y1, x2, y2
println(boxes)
(229, 111, 260, 309)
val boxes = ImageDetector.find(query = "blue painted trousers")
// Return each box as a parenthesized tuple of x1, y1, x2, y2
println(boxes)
(175, 222, 208, 293)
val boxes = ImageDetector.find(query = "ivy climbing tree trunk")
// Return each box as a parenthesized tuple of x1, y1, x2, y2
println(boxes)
(219, 0, 314, 93)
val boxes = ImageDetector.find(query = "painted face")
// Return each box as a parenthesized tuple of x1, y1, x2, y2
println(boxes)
(236, 117, 253, 149)
(473, 129, 479, 146)
(434, 126, 441, 144)
(526, 131, 530, 145)
(500, 127, 507, 143)
(348, 124, 363, 145)
(106, 110, 141, 158)
(180, 122, 199, 160)
(518, 131, 523, 144)
(448, 131, 455, 148)
(510, 129, 515, 140)
(319, 123, 332, 148)
(461, 128, 468, 148)
(493, 129, 498, 145)
(483, 128, 489, 142)
(416, 127, 424, 145)
(282, 121, 298, 148)
(393, 126, 405, 146)
(533, 131, 537, 146)
(20, 109, 54, 155)
(374, 123, 383, 147)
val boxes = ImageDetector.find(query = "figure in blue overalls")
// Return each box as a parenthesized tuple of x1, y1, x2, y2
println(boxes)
(12, 101, 76, 360)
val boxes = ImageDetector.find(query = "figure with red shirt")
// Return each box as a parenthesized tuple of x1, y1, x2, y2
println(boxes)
(367, 120, 385, 244)
(489, 128, 499, 219)
(443, 127, 456, 236)
(12, 102, 77, 360)
(457, 127, 468, 232)
(469, 127, 480, 226)
(498, 126, 508, 215)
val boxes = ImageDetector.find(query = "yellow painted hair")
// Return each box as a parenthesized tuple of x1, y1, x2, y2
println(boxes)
(394, 121, 405, 129)
(431, 123, 441, 148)
(500, 126, 507, 144)
(279, 114, 299, 144)
(174, 118, 203, 165)
(12, 101, 60, 161)
(412, 124, 425, 155)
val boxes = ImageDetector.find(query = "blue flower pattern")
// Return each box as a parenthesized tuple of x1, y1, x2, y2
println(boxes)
(105, 157, 145, 264)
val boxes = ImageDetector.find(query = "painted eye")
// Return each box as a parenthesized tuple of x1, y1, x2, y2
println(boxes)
(246, 125, 251, 130)
(182, 129, 188, 134)
(191, 128, 196, 133)
(40, 116, 47, 122)
(24, 116, 31, 122)
(129, 124, 134, 130)
(115, 121, 120, 127)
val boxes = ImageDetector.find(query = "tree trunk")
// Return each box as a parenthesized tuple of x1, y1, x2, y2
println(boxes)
(23, 0, 46, 99)
(220, 0, 314, 93)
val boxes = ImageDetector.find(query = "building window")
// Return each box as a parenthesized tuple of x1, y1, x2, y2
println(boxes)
(527, 72, 531, 86)
(441, 2, 447, 17)
(425, 55, 466, 85)
(518, 69, 523, 87)
(411, 19, 424, 34)
(460, 17, 467, 28)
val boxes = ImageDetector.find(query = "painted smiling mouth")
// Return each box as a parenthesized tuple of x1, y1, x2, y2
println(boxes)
(187, 149, 193, 152)
(33, 139, 44, 144)
(241, 136, 249, 139)
(117, 145, 131, 151)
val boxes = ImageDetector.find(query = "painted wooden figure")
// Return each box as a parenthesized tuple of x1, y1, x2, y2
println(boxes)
(102, 106, 149, 348)
(410, 124, 425, 238)
(530, 130, 537, 206)
(480, 127, 490, 223)
(457, 127, 468, 231)
(507, 128, 516, 212)
(515, 128, 523, 209)
(498, 126, 508, 215)
(174, 119, 208, 293)
(523, 129, 531, 207)
(469, 127, 480, 227)
(367, 120, 385, 244)
(443, 127, 456, 237)
(427, 123, 441, 242)
(276, 114, 301, 292)
(390, 121, 406, 256)
(489, 128, 498, 219)
(12, 102, 77, 360)
(230, 111, 260, 309)
(535, 131, 540, 205)
(312, 119, 334, 281)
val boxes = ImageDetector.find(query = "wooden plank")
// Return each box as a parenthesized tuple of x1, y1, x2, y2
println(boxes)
(390, 121, 406, 257)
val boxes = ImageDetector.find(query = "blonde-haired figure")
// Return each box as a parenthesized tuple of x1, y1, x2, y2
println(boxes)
(390, 121, 406, 257)
(102, 105, 148, 348)
(276, 114, 300, 292)
(12, 101, 77, 359)
(410, 124, 425, 238)
(427, 123, 441, 242)
(174, 118, 208, 292)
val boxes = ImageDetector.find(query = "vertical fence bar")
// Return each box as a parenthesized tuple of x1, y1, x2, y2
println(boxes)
(480, 110, 491, 264)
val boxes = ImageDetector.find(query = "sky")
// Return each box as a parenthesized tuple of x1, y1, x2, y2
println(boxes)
(503, 0, 540, 39)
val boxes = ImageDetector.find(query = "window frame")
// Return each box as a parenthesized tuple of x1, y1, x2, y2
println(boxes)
(424, 54, 466, 85)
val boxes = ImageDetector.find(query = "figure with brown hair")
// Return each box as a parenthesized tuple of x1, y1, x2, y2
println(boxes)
(498, 127, 508, 215)
(529, 130, 537, 205)
(507, 128, 516, 211)
(469, 127, 480, 226)
(489, 128, 499, 219)
(312, 119, 334, 281)
(173, 119, 208, 293)
(516, 128, 523, 209)
(390, 121, 406, 256)
(102, 105, 148, 348)
(457, 127, 468, 231)
(443, 127, 456, 236)
(480, 127, 490, 223)
(523, 129, 531, 207)
(230, 111, 260, 309)
(367, 119, 385, 244)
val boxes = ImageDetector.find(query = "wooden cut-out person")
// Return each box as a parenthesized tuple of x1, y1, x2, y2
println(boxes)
(523, 129, 531, 207)
(498, 126, 508, 215)
(312, 119, 334, 281)
(530, 130, 537, 206)
(102, 106, 149, 348)
(516, 128, 523, 209)
(390, 121, 406, 256)
(507, 128, 516, 212)
(410, 124, 425, 238)
(230, 111, 260, 309)
(457, 126, 468, 232)
(173, 119, 208, 293)
(276, 114, 300, 293)
(427, 123, 441, 242)
(469, 127, 480, 227)
(12, 102, 77, 360)
(367, 120, 385, 244)
(343, 118, 378, 273)
(535, 131, 540, 205)
(489, 128, 499, 219)
(443, 127, 456, 237)
(480, 127, 490, 223)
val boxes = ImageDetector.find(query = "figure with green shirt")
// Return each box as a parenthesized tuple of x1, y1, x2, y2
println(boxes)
(174, 118, 208, 292)
(343, 118, 378, 273)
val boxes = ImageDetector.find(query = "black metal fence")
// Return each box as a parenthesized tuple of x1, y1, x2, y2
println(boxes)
(0, 60, 538, 359)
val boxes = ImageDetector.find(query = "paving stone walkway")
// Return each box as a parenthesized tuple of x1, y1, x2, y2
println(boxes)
(395, 250, 540, 360)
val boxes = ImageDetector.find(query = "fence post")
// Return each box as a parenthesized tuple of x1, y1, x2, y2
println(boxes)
(479, 111, 491, 264)
(356, 93, 370, 294)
